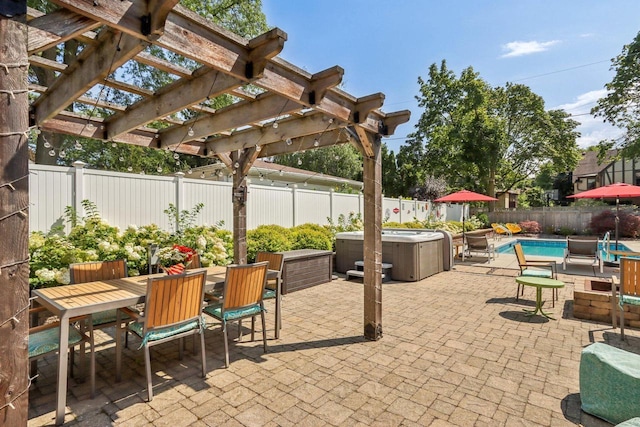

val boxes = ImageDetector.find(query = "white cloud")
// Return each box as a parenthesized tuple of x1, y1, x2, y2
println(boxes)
(554, 90, 621, 148)
(500, 40, 560, 58)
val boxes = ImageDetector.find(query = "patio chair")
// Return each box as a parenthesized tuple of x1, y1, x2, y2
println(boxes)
(29, 303, 95, 398)
(69, 259, 130, 346)
(256, 251, 285, 338)
(117, 270, 207, 401)
(491, 223, 512, 239)
(563, 236, 603, 275)
(505, 223, 522, 234)
(513, 243, 558, 306)
(186, 252, 202, 269)
(615, 257, 640, 340)
(463, 235, 496, 262)
(203, 261, 269, 368)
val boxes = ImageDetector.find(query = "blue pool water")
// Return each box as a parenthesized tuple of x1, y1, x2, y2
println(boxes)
(496, 239, 632, 259)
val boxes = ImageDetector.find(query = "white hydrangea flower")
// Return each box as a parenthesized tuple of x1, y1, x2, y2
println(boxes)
(196, 236, 207, 250)
(54, 268, 70, 285)
(36, 268, 56, 282)
(98, 241, 111, 252)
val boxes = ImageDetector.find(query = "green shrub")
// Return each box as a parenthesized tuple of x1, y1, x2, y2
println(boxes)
(382, 221, 407, 228)
(556, 226, 576, 236)
(247, 225, 292, 262)
(290, 228, 332, 251)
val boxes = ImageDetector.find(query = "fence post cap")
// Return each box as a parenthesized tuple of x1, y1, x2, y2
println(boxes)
(72, 161, 86, 168)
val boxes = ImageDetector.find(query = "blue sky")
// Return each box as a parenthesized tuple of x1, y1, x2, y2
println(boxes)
(262, 1, 640, 153)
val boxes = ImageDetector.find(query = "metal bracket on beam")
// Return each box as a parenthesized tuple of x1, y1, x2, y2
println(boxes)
(245, 62, 254, 79)
(309, 91, 316, 105)
(0, 0, 26, 18)
(141, 14, 151, 36)
(308, 66, 343, 106)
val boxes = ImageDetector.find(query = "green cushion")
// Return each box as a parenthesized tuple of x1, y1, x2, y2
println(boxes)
(203, 303, 263, 321)
(522, 268, 553, 278)
(580, 342, 640, 425)
(617, 418, 640, 427)
(29, 326, 84, 358)
(91, 309, 129, 327)
(621, 295, 640, 306)
(263, 289, 276, 299)
(129, 317, 204, 348)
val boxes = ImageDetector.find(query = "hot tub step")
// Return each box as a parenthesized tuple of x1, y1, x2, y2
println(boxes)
(345, 269, 388, 282)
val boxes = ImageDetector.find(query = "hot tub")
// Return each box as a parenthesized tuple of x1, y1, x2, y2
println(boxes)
(335, 230, 449, 281)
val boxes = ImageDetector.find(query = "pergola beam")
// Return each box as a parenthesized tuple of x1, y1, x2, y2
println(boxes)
(26, 8, 101, 54)
(32, 30, 148, 123)
(205, 112, 342, 156)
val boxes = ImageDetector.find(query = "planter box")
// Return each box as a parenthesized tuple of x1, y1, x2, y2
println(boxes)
(278, 249, 333, 294)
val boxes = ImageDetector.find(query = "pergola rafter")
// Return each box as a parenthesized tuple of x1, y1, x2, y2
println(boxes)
(19, 0, 410, 372)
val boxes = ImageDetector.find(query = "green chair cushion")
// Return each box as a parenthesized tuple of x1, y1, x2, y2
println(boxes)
(617, 418, 640, 427)
(522, 268, 553, 278)
(580, 342, 640, 425)
(91, 309, 129, 327)
(29, 326, 84, 358)
(203, 303, 263, 321)
(129, 317, 203, 348)
(621, 295, 640, 306)
(263, 289, 276, 299)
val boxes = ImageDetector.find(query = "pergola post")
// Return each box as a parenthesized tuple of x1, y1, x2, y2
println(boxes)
(0, 12, 30, 425)
(362, 133, 383, 340)
(231, 152, 248, 264)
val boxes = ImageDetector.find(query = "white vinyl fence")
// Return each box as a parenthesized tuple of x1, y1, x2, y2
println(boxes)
(29, 163, 448, 233)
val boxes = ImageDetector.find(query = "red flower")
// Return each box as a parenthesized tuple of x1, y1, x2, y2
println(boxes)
(172, 244, 195, 263)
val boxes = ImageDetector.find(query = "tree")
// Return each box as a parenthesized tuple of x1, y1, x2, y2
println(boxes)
(273, 144, 363, 183)
(592, 31, 640, 158)
(408, 60, 581, 209)
(28, 0, 269, 174)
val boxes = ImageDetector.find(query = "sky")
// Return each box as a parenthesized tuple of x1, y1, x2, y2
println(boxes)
(261, 0, 640, 153)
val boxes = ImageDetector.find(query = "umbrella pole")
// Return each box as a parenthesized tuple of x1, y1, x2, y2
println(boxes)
(615, 198, 620, 262)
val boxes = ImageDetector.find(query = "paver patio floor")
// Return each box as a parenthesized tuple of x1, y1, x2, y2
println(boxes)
(28, 261, 640, 426)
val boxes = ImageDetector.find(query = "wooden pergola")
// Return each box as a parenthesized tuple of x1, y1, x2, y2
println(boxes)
(1, 2, 409, 422)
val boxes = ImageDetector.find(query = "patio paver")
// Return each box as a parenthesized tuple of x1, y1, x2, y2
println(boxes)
(28, 263, 639, 426)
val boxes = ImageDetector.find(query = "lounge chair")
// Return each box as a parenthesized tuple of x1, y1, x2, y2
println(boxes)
(563, 236, 603, 275)
(463, 235, 496, 262)
(491, 223, 512, 239)
(505, 223, 522, 234)
(513, 243, 558, 306)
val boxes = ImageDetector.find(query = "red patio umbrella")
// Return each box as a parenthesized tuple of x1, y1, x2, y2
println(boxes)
(568, 182, 640, 261)
(434, 190, 497, 241)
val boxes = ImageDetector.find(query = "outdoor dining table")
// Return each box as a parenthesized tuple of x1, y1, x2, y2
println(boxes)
(31, 265, 278, 425)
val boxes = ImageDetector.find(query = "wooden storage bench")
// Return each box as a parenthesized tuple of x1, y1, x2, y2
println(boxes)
(278, 249, 333, 294)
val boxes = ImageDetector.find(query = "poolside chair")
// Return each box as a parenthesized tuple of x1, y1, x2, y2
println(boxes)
(29, 302, 96, 398)
(505, 223, 522, 234)
(513, 243, 558, 306)
(614, 257, 640, 340)
(69, 259, 131, 346)
(491, 223, 512, 239)
(117, 270, 207, 401)
(203, 261, 269, 368)
(563, 236, 603, 275)
(256, 251, 285, 339)
(463, 235, 496, 262)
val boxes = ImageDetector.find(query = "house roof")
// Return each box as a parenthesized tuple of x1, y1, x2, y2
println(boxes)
(572, 149, 617, 182)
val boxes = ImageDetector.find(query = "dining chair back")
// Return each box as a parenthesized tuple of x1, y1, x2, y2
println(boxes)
(256, 252, 285, 338)
(513, 243, 558, 305)
(69, 259, 128, 283)
(118, 270, 207, 401)
(618, 257, 640, 340)
(70, 259, 131, 348)
(203, 261, 269, 367)
(186, 252, 202, 269)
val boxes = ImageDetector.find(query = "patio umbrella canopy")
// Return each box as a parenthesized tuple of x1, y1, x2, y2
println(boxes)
(434, 190, 497, 247)
(568, 182, 640, 261)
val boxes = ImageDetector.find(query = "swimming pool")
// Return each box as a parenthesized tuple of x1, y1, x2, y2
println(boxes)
(496, 238, 632, 259)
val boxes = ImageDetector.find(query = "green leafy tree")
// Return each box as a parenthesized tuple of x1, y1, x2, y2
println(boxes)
(273, 144, 363, 184)
(408, 60, 581, 209)
(592, 31, 640, 157)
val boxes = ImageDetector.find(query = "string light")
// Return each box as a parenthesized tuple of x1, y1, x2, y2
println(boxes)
(127, 166, 133, 172)
(272, 121, 278, 129)
(86, 122, 95, 131)
(313, 139, 319, 147)
(286, 138, 292, 146)
(187, 169, 192, 174)
(279, 170, 284, 176)
(74, 140, 82, 150)
(48, 149, 55, 157)
(297, 158, 302, 166)
(156, 166, 162, 173)
(234, 162, 239, 168)
(255, 145, 261, 152)
(59, 150, 66, 159)
(173, 153, 179, 160)
(43, 140, 51, 149)
(259, 174, 264, 181)
(200, 172, 206, 179)
(111, 142, 117, 148)
(119, 156, 124, 162)
(187, 128, 195, 137)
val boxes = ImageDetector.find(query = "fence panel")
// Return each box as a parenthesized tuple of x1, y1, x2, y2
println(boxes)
(29, 165, 74, 233)
(295, 189, 332, 225)
(183, 178, 233, 229)
(247, 185, 294, 229)
(332, 193, 361, 222)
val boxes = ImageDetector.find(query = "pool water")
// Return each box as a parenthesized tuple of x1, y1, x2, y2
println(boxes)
(496, 239, 632, 259)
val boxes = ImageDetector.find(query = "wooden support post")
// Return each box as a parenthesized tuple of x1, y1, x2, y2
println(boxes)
(0, 14, 30, 425)
(231, 151, 248, 264)
(362, 133, 383, 340)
